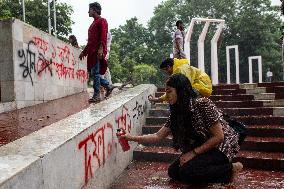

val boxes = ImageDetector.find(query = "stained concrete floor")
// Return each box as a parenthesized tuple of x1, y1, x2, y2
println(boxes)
(110, 161, 284, 189)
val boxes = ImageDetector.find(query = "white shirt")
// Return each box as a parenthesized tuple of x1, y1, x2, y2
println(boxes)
(106, 32, 112, 59)
(266, 71, 273, 77)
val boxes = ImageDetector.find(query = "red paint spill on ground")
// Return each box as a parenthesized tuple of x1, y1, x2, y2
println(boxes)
(110, 161, 284, 189)
(0, 92, 89, 146)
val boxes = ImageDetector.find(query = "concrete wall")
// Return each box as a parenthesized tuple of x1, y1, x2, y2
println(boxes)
(0, 18, 87, 109)
(0, 84, 156, 189)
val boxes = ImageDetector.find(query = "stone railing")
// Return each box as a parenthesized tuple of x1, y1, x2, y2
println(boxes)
(0, 84, 156, 189)
(0, 18, 87, 110)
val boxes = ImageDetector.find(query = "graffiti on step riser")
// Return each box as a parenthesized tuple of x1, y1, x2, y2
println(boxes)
(115, 105, 132, 133)
(132, 100, 146, 120)
(77, 102, 145, 186)
(17, 36, 88, 85)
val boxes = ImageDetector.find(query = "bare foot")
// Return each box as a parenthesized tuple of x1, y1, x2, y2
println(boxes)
(231, 162, 243, 182)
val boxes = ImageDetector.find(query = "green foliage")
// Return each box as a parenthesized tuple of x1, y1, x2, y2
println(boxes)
(148, 0, 282, 83)
(133, 64, 157, 84)
(109, 0, 283, 85)
(109, 18, 159, 85)
(0, 0, 73, 39)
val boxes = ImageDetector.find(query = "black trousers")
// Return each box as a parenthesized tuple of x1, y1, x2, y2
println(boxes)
(168, 149, 233, 184)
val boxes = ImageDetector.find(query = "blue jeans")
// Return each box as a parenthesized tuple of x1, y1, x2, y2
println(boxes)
(90, 60, 109, 98)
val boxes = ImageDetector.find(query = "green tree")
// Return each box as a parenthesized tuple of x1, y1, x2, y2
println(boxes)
(133, 64, 157, 84)
(110, 17, 160, 85)
(111, 17, 157, 65)
(149, 0, 282, 83)
(0, 0, 73, 40)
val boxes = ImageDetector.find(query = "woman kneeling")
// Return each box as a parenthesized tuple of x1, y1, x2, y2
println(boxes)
(124, 73, 242, 184)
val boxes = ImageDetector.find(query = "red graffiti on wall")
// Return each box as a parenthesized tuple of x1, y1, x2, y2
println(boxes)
(115, 105, 132, 133)
(19, 36, 88, 83)
(57, 45, 71, 64)
(53, 62, 75, 79)
(76, 69, 89, 83)
(33, 37, 49, 55)
(78, 123, 115, 185)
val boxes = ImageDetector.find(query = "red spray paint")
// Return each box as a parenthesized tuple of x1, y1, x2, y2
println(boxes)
(116, 129, 130, 152)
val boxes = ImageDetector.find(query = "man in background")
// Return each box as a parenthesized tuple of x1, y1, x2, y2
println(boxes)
(173, 20, 186, 59)
(266, 68, 273, 83)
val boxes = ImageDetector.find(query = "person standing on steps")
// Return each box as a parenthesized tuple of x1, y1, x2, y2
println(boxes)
(266, 68, 273, 83)
(79, 2, 114, 103)
(123, 74, 243, 185)
(173, 20, 186, 59)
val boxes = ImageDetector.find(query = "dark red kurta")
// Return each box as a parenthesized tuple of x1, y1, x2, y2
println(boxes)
(82, 16, 108, 74)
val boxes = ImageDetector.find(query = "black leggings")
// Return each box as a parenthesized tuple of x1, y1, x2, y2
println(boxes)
(168, 149, 233, 184)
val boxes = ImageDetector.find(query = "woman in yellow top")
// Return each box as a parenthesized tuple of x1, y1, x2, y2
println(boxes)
(150, 58, 212, 103)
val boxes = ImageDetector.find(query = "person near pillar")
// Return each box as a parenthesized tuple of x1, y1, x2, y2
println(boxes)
(123, 74, 243, 185)
(266, 68, 273, 83)
(173, 20, 186, 59)
(149, 58, 212, 104)
(79, 2, 114, 103)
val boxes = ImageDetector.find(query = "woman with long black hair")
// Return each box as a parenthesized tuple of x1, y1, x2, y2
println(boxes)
(124, 73, 242, 184)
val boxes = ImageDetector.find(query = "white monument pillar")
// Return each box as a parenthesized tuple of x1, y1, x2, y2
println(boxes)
(48, 0, 51, 34)
(53, 0, 57, 36)
(211, 22, 224, 85)
(185, 18, 225, 85)
(226, 45, 240, 84)
(198, 22, 210, 71)
(248, 56, 262, 83)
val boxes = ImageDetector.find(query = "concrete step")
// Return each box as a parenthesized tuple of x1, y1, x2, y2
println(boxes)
(235, 151, 284, 171)
(149, 107, 284, 117)
(213, 84, 240, 90)
(133, 146, 178, 162)
(241, 136, 284, 152)
(253, 93, 275, 100)
(110, 161, 284, 189)
(140, 135, 284, 153)
(258, 82, 284, 87)
(245, 87, 266, 94)
(157, 87, 165, 92)
(155, 92, 165, 98)
(261, 99, 284, 107)
(143, 125, 284, 137)
(133, 146, 284, 171)
(215, 100, 264, 108)
(222, 107, 274, 116)
(239, 83, 258, 89)
(276, 93, 284, 99)
(149, 109, 170, 117)
(212, 89, 247, 95)
(266, 86, 284, 93)
(146, 116, 284, 125)
(210, 94, 254, 101)
(236, 116, 284, 125)
(248, 125, 284, 137)
(143, 137, 172, 147)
